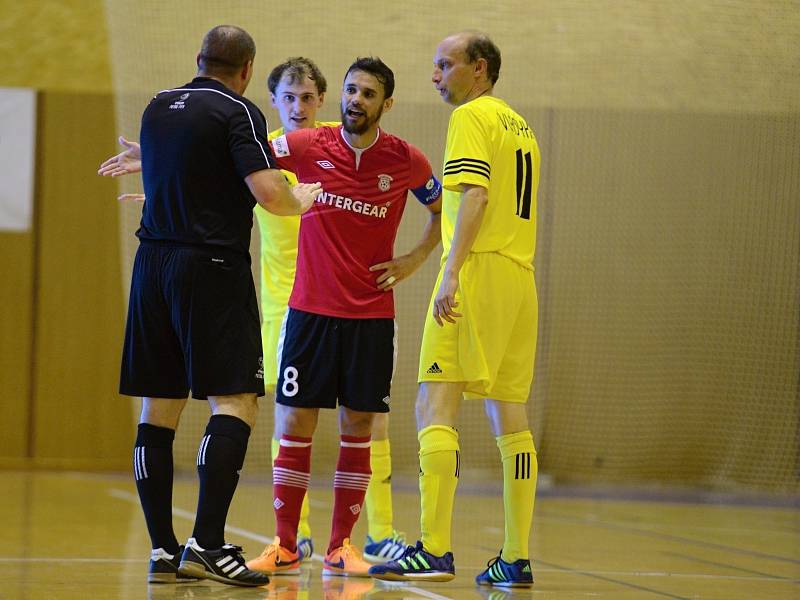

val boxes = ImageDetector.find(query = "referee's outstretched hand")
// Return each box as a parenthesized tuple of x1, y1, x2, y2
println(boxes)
(291, 182, 323, 214)
(98, 136, 142, 177)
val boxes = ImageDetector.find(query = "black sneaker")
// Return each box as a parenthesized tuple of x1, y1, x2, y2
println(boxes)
(148, 545, 198, 583)
(179, 537, 269, 587)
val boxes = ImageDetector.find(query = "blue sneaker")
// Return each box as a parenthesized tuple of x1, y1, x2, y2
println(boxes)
(475, 553, 534, 588)
(297, 537, 314, 562)
(363, 530, 406, 562)
(368, 541, 454, 582)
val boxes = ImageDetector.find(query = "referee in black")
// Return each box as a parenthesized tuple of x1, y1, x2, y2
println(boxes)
(121, 25, 321, 587)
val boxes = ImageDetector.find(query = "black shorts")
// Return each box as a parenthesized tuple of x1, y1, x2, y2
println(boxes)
(120, 242, 264, 399)
(275, 308, 395, 413)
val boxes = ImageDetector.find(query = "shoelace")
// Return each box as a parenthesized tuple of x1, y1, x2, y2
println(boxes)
(220, 544, 246, 564)
(399, 541, 424, 560)
(341, 541, 361, 558)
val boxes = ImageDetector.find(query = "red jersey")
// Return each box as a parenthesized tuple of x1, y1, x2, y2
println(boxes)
(269, 125, 440, 318)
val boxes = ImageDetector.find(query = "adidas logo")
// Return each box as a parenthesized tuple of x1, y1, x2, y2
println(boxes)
(523, 565, 531, 573)
(426, 362, 442, 374)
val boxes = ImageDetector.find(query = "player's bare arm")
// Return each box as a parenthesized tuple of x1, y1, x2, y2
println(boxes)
(370, 197, 443, 291)
(97, 136, 142, 177)
(433, 184, 487, 326)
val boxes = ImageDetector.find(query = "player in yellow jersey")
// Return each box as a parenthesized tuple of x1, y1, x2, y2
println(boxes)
(370, 32, 540, 587)
(247, 57, 407, 575)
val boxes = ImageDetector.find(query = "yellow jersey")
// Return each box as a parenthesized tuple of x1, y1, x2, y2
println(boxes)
(441, 96, 539, 270)
(255, 121, 338, 318)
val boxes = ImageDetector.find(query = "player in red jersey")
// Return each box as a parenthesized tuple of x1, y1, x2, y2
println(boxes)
(255, 57, 442, 577)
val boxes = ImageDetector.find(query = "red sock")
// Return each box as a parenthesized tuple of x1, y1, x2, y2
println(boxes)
(328, 435, 371, 553)
(272, 435, 311, 553)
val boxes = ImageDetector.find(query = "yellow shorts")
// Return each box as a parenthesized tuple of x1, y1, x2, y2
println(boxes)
(261, 312, 288, 389)
(418, 252, 537, 402)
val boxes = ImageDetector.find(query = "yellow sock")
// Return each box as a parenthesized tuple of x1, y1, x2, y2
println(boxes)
(497, 430, 537, 562)
(366, 438, 393, 540)
(418, 425, 460, 556)
(272, 436, 312, 539)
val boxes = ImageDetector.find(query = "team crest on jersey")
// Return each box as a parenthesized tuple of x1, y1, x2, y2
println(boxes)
(377, 174, 393, 192)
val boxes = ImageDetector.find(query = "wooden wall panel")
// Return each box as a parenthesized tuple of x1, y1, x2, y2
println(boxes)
(31, 92, 133, 469)
(0, 232, 34, 460)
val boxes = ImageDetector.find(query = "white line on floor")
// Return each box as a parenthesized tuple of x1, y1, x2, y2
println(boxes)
(0, 558, 141, 563)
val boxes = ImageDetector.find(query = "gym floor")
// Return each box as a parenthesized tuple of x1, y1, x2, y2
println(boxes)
(1, 470, 797, 599)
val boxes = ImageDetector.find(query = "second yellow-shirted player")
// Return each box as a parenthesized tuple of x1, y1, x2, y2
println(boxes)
(250, 57, 406, 572)
(370, 32, 539, 587)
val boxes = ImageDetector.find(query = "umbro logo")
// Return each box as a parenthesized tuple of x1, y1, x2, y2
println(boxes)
(426, 362, 442, 374)
(349, 503, 361, 515)
(273, 498, 285, 510)
(317, 160, 336, 169)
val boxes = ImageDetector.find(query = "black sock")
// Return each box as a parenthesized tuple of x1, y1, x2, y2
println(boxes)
(134, 423, 179, 554)
(192, 414, 251, 549)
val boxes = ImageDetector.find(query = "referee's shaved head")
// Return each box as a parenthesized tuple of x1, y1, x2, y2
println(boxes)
(198, 25, 256, 77)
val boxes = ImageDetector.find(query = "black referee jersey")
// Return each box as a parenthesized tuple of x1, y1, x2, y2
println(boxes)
(137, 76, 278, 256)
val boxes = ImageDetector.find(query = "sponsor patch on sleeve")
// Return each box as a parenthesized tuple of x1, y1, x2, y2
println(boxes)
(270, 134, 290, 158)
(411, 175, 442, 205)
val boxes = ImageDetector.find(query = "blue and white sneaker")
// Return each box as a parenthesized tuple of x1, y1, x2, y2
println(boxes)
(297, 537, 314, 562)
(475, 553, 534, 588)
(368, 540, 454, 582)
(363, 530, 406, 562)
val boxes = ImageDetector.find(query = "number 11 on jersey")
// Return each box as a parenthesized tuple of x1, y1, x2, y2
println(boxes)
(515, 148, 533, 220)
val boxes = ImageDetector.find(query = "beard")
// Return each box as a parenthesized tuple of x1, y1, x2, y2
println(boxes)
(341, 103, 383, 135)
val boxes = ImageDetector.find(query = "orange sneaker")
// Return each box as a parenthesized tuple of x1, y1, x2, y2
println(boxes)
(245, 536, 301, 575)
(322, 538, 372, 577)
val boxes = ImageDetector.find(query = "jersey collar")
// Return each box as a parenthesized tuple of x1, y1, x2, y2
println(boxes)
(339, 126, 382, 170)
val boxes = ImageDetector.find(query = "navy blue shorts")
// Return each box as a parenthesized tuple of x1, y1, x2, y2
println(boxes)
(120, 242, 264, 399)
(275, 308, 395, 413)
